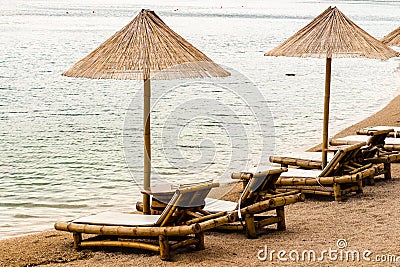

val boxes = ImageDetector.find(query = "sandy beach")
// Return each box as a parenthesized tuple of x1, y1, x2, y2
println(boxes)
(1, 96, 400, 267)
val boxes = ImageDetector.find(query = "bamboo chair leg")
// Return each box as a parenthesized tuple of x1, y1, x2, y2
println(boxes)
(357, 180, 363, 194)
(159, 235, 170, 261)
(370, 176, 375, 186)
(276, 207, 286, 230)
(73, 233, 82, 249)
(241, 180, 248, 192)
(364, 174, 375, 186)
(245, 214, 257, 239)
(333, 183, 342, 202)
(384, 163, 391, 180)
(195, 232, 205, 250)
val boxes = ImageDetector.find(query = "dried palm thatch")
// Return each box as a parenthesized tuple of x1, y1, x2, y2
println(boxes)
(264, 6, 398, 168)
(265, 6, 399, 59)
(63, 9, 230, 80)
(381, 26, 400, 47)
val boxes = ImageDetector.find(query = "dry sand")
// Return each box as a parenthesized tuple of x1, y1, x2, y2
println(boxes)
(1, 96, 400, 267)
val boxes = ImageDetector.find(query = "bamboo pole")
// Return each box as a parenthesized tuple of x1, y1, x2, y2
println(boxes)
(80, 240, 160, 252)
(333, 183, 341, 201)
(271, 194, 305, 207)
(276, 174, 359, 186)
(356, 129, 394, 136)
(270, 156, 322, 169)
(231, 168, 286, 180)
(322, 57, 332, 168)
(240, 199, 274, 215)
(73, 233, 82, 249)
(185, 211, 228, 225)
(197, 213, 235, 231)
(276, 207, 286, 230)
(194, 232, 205, 250)
(54, 222, 201, 237)
(257, 216, 282, 228)
(244, 214, 257, 239)
(357, 179, 363, 193)
(143, 78, 151, 214)
(384, 163, 391, 180)
(277, 188, 334, 196)
(216, 224, 244, 231)
(169, 238, 198, 251)
(159, 235, 169, 260)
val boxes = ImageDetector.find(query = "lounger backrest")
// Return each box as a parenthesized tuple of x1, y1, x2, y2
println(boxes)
(155, 182, 219, 226)
(176, 182, 219, 208)
(232, 168, 286, 206)
(354, 129, 392, 159)
(319, 142, 366, 177)
(149, 180, 214, 205)
(246, 169, 284, 193)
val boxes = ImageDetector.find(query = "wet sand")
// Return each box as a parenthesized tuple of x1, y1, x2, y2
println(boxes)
(1, 96, 399, 267)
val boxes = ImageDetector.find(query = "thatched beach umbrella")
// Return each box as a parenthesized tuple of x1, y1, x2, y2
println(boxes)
(381, 26, 400, 47)
(265, 6, 399, 167)
(63, 9, 230, 213)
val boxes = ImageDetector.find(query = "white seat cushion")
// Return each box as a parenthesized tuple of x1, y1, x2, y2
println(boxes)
(337, 135, 400, 145)
(204, 198, 238, 213)
(336, 135, 369, 143)
(385, 138, 400, 144)
(363, 126, 400, 132)
(72, 211, 161, 226)
(280, 168, 322, 178)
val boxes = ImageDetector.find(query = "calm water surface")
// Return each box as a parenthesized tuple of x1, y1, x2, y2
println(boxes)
(0, 0, 399, 239)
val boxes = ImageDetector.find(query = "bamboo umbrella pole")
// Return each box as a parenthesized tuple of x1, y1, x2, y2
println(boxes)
(61, 10, 230, 215)
(322, 57, 332, 168)
(143, 78, 151, 214)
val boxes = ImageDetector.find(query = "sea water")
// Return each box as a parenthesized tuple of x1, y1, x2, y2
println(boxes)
(0, 0, 399, 239)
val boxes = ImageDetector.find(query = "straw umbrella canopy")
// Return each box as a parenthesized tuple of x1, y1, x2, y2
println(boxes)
(381, 26, 400, 47)
(63, 9, 230, 213)
(265, 6, 399, 167)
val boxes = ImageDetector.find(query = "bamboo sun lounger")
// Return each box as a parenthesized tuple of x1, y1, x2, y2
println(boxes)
(356, 129, 400, 180)
(331, 129, 400, 180)
(54, 182, 234, 260)
(272, 143, 376, 201)
(203, 168, 305, 238)
(330, 131, 400, 151)
(270, 141, 365, 171)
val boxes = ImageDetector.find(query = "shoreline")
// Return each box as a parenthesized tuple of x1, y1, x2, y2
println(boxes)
(332, 95, 400, 138)
(1, 95, 399, 266)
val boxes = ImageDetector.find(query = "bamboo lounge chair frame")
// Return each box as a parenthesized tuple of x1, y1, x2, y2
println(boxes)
(270, 142, 365, 172)
(356, 129, 400, 180)
(273, 143, 376, 201)
(330, 130, 400, 151)
(331, 129, 400, 180)
(54, 182, 234, 260)
(203, 168, 305, 238)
